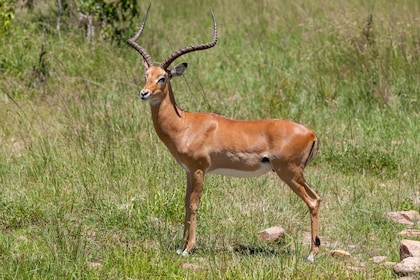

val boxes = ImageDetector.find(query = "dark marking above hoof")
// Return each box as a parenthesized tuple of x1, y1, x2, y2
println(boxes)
(315, 236, 321, 247)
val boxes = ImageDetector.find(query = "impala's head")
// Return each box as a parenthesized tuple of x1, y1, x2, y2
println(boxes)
(140, 63, 187, 104)
(127, 4, 217, 104)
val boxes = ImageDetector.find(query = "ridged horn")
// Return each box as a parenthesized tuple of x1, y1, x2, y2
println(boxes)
(160, 8, 218, 70)
(127, 3, 154, 67)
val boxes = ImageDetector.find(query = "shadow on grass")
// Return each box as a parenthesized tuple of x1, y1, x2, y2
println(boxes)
(182, 237, 295, 258)
(233, 244, 287, 257)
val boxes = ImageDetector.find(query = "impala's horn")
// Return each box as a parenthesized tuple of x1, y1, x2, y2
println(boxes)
(160, 8, 218, 71)
(127, 3, 154, 68)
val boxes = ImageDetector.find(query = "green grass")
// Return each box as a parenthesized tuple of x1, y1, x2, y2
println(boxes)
(1, 0, 419, 278)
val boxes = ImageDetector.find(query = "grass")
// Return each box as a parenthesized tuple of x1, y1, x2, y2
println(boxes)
(1, 0, 419, 278)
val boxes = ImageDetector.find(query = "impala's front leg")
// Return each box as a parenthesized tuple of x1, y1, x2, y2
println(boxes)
(177, 172, 192, 255)
(177, 169, 204, 256)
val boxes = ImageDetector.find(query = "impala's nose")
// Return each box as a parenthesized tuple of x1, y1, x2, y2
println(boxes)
(140, 90, 150, 100)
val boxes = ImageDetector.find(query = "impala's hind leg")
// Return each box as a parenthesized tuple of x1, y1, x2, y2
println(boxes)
(276, 168, 321, 262)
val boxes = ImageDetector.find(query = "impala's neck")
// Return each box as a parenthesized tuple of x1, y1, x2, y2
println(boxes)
(150, 83, 184, 144)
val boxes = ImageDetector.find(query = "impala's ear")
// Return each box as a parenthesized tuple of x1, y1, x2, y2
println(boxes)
(170, 63, 188, 79)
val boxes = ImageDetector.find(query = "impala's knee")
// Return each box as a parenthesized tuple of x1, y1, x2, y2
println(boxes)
(314, 196, 321, 208)
(307, 197, 321, 213)
(189, 204, 199, 213)
(307, 188, 321, 209)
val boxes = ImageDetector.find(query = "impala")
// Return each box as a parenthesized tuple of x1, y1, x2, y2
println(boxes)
(128, 5, 321, 262)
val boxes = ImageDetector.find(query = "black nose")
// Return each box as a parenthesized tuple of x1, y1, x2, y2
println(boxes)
(140, 90, 150, 99)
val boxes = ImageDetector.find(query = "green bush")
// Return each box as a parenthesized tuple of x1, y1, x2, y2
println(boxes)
(0, 0, 15, 33)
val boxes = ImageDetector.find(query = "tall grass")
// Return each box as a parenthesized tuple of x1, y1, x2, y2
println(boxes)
(1, 0, 419, 278)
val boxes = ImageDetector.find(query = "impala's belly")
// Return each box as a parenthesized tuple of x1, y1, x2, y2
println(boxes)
(208, 162, 272, 178)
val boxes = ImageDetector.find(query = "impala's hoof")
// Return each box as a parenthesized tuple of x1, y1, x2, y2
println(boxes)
(176, 248, 189, 257)
(307, 235, 321, 262)
(307, 252, 315, 263)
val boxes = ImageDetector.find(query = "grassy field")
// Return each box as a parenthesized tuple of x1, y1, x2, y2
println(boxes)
(1, 0, 419, 278)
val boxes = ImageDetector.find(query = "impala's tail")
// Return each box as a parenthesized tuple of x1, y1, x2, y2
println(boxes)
(304, 138, 318, 168)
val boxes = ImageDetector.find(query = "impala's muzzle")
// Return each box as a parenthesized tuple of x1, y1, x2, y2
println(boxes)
(140, 90, 150, 100)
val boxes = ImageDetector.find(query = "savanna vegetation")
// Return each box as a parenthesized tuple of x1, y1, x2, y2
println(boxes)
(1, 0, 419, 278)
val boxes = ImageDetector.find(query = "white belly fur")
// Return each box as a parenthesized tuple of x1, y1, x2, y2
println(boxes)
(208, 163, 272, 178)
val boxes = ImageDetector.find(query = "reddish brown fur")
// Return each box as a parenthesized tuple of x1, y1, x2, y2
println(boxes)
(141, 65, 321, 261)
(128, 6, 321, 261)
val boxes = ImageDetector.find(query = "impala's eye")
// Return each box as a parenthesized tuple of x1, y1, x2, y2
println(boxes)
(157, 76, 166, 84)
